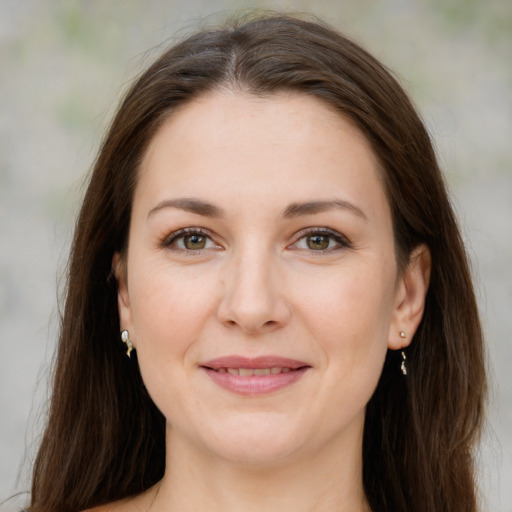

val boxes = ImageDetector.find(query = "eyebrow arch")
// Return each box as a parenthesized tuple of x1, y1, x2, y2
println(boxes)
(283, 200, 367, 220)
(147, 197, 224, 219)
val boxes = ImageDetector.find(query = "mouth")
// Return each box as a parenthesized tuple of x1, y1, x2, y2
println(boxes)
(208, 367, 300, 376)
(200, 356, 311, 395)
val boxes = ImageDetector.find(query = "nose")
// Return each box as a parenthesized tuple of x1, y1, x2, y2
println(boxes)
(216, 247, 291, 334)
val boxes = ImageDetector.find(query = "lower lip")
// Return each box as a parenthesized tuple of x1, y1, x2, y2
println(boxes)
(202, 367, 309, 396)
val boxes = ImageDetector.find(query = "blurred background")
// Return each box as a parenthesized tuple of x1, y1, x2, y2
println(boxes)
(0, 0, 510, 510)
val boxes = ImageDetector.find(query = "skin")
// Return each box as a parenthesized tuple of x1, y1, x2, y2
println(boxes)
(107, 91, 430, 512)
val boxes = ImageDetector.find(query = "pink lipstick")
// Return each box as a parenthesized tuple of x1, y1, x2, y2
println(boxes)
(200, 356, 311, 395)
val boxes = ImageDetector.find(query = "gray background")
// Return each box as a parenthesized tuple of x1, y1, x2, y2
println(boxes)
(1, 0, 511, 510)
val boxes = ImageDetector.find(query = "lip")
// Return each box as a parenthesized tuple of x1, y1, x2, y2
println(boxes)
(200, 355, 311, 396)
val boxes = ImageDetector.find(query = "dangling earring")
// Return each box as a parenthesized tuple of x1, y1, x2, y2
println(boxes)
(398, 330, 407, 375)
(400, 350, 407, 375)
(121, 330, 134, 358)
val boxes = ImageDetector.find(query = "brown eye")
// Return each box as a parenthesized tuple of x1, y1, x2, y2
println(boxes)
(291, 229, 350, 252)
(307, 235, 330, 250)
(164, 228, 219, 252)
(184, 234, 207, 250)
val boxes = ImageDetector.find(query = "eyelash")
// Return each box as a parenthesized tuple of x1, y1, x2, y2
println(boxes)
(161, 227, 352, 253)
(291, 228, 352, 252)
(162, 227, 219, 253)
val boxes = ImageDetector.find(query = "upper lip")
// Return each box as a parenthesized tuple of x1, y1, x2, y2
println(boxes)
(201, 355, 310, 370)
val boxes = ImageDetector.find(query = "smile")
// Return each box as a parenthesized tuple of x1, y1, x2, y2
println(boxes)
(214, 367, 295, 375)
(200, 356, 311, 395)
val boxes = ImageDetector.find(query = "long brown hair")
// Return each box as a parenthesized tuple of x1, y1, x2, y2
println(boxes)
(30, 13, 486, 512)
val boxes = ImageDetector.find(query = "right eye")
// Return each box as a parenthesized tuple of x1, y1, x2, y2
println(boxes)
(163, 228, 220, 252)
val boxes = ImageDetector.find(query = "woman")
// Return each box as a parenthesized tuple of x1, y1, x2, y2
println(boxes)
(29, 13, 486, 512)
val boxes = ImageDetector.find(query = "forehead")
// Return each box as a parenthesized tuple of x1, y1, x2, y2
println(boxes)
(144, 89, 375, 161)
(136, 90, 388, 220)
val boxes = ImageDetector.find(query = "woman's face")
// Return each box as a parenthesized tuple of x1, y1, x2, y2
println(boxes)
(116, 91, 421, 466)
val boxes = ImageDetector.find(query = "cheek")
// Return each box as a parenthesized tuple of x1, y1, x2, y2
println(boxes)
(127, 264, 219, 419)
(293, 263, 395, 387)
(128, 261, 219, 360)
(320, 274, 393, 400)
(301, 266, 395, 338)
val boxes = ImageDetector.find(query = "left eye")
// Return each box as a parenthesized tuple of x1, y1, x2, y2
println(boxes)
(293, 231, 347, 251)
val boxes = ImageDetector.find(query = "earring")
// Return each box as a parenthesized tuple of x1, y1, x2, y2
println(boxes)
(121, 330, 134, 358)
(400, 350, 407, 376)
(398, 330, 407, 375)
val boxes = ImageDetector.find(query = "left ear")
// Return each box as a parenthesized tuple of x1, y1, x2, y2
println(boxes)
(388, 244, 431, 350)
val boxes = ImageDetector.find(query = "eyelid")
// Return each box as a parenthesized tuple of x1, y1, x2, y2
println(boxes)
(160, 226, 351, 252)
(162, 227, 221, 251)
(290, 227, 353, 251)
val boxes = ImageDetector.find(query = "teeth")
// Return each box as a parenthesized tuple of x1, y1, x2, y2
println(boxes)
(254, 368, 270, 375)
(217, 367, 294, 375)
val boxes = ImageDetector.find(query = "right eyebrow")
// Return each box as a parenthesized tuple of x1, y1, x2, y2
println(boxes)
(147, 197, 225, 220)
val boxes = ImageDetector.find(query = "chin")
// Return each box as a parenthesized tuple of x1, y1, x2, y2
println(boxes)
(213, 440, 304, 467)
(199, 413, 315, 466)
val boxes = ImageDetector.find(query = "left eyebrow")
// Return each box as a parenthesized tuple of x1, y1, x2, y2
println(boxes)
(283, 200, 368, 221)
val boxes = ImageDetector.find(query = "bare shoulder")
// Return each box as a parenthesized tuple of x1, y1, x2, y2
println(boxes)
(84, 501, 125, 512)
(84, 500, 136, 512)
(83, 487, 157, 512)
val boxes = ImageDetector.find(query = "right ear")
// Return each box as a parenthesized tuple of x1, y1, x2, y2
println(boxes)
(112, 252, 134, 339)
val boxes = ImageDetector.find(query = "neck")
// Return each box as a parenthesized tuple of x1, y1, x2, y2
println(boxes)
(153, 421, 370, 512)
